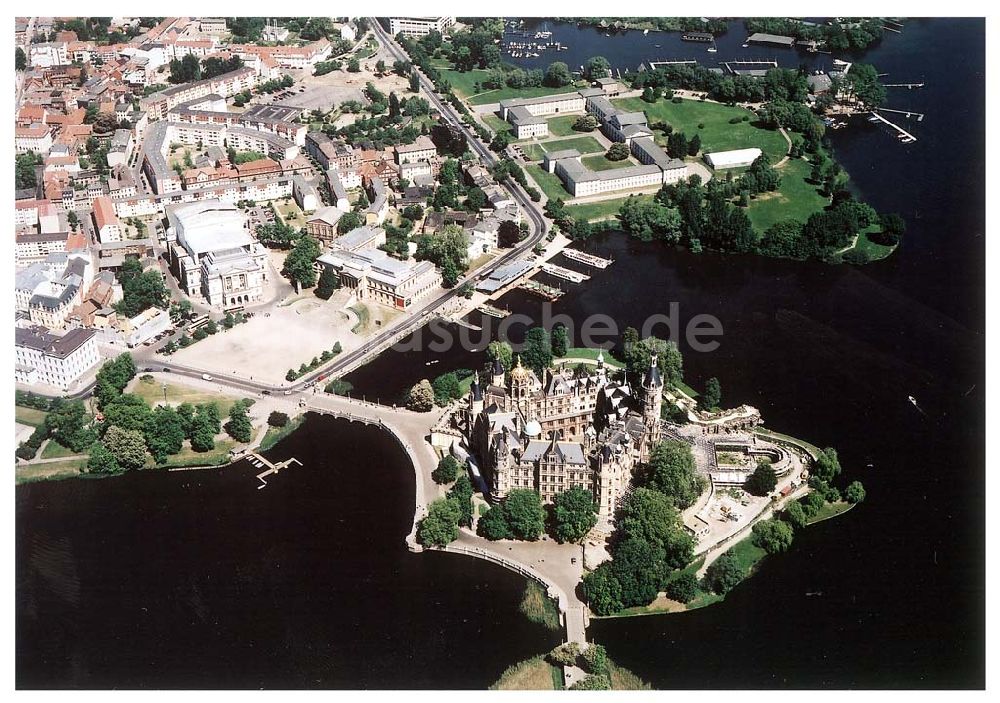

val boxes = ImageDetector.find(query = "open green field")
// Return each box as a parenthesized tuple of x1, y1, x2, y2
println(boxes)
(15, 405, 47, 427)
(132, 378, 243, 417)
(526, 164, 573, 201)
(157, 439, 236, 469)
(839, 225, 897, 263)
(546, 114, 584, 137)
(566, 194, 655, 224)
(582, 154, 636, 171)
(613, 97, 789, 163)
(746, 158, 830, 233)
(434, 63, 584, 105)
(806, 500, 856, 524)
(482, 112, 511, 136)
(275, 199, 305, 229)
(40, 440, 81, 460)
(521, 135, 605, 162)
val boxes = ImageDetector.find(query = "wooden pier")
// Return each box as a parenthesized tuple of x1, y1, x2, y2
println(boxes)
(561, 248, 613, 269)
(877, 107, 925, 122)
(869, 111, 918, 143)
(517, 279, 564, 301)
(540, 263, 590, 283)
(249, 453, 303, 489)
(884, 83, 924, 89)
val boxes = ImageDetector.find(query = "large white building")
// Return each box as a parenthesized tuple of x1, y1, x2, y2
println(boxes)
(388, 17, 455, 37)
(166, 200, 268, 308)
(703, 148, 763, 170)
(15, 326, 100, 390)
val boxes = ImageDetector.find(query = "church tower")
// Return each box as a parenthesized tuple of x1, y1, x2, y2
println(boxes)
(642, 354, 663, 451)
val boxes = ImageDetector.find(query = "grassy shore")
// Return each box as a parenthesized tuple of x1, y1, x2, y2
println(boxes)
(806, 500, 855, 525)
(40, 440, 80, 460)
(259, 415, 306, 453)
(567, 194, 655, 223)
(613, 96, 789, 163)
(491, 654, 650, 690)
(519, 581, 561, 631)
(836, 225, 897, 263)
(155, 439, 236, 469)
(15, 458, 86, 485)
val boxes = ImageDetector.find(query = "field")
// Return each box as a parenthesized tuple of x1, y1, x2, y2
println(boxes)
(433, 62, 584, 105)
(582, 154, 635, 171)
(746, 158, 830, 233)
(260, 415, 306, 452)
(557, 347, 625, 368)
(157, 439, 237, 469)
(546, 114, 584, 137)
(15, 405, 48, 427)
(15, 458, 86, 484)
(132, 378, 244, 417)
(40, 440, 80, 460)
(566, 194, 655, 224)
(274, 199, 306, 229)
(839, 225, 898, 262)
(520, 135, 605, 162)
(613, 97, 789, 163)
(490, 656, 561, 690)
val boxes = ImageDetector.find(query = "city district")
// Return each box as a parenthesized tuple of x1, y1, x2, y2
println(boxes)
(14, 16, 871, 690)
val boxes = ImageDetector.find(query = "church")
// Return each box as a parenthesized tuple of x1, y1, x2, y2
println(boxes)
(459, 352, 665, 525)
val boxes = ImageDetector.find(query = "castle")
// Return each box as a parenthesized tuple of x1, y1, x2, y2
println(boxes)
(458, 352, 665, 524)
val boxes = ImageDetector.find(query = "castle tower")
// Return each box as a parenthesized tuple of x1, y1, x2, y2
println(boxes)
(642, 354, 664, 450)
(470, 372, 484, 416)
(491, 357, 505, 387)
(508, 355, 537, 424)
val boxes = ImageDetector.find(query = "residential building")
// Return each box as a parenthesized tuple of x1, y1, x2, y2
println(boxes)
(15, 326, 100, 390)
(394, 135, 437, 165)
(92, 196, 124, 243)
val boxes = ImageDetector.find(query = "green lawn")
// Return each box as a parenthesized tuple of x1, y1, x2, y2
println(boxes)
(15, 406, 48, 427)
(541, 135, 604, 154)
(582, 154, 635, 171)
(566, 194, 655, 224)
(839, 225, 897, 263)
(525, 164, 573, 201)
(558, 347, 624, 368)
(482, 112, 512, 136)
(259, 415, 305, 452)
(15, 458, 86, 484)
(132, 378, 243, 417)
(40, 440, 81, 460)
(519, 142, 549, 162)
(613, 97, 789, 163)
(546, 114, 583, 137)
(746, 158, 830, 233)
(436, 64, 584, 105)
(157, 439, 236, 469)
(806, 500, 856, 525)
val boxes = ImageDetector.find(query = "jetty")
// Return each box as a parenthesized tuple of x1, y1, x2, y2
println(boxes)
(877, 107, 925, 122)
(476, 302, 510, 319)
(561, 248, 613, 269)
(250, 453, 303, 489)
(869, 111, 918, 143)
(884, 82, 924, 89)
(540, 262, 590, 283)
(518, 278, 564, 300)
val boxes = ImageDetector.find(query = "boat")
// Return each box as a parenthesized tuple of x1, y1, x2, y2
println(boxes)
(643, 29, 649, 35)
(707, 45, 717, 53)
(426, 360, 440, 366)
(908, 395, 918, 406)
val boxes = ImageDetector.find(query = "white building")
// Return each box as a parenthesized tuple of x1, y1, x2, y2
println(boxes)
(388, 17, 455, 37)
(394, 135, 438, 165)
(166, 200, 268, 308)
(121, 307, 171, 347)
(92, 197, 124, 243)
(15, 326, 100, 390)
(703, 148, 763, 170)
(316, 246, 441, 310)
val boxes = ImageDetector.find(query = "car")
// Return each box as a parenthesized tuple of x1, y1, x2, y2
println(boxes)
(162, 367, 172, 372)
(262, 390, 272, 395)
(283, 390, 292, 395)
(143, 367, 152, 372)
(201, 373, 213, 381)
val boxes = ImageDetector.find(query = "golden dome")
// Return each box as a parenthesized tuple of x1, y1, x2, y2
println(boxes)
(510, 356, 532, 382)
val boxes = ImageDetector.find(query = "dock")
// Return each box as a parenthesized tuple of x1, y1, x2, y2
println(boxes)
(517, 279, 564, 301)
(561, 248, 613, 269)
(249, 452, 303, 489)
(540, 263, 590, 283)
(869, 111, 918, 143)
(884, 83, 924, 89)
(877, 107, 925, 122)
(476, 303, 510, 319)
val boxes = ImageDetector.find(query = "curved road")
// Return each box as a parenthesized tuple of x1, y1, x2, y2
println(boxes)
(52, 19, 548, 405)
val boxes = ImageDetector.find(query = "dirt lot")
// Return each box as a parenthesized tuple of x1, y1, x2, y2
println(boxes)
(277, 51, 413, 113)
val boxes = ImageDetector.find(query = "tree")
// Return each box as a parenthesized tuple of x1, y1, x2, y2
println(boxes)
(16, 47, 27, 71)
(687, 133, 702, 156)
(87, 441, 121, 475)
(845, 480, 867, 504)
(417, 498, 461, 546)
(615, 487, 694, 569)
(705, 550, 744, 594)
(337, 211, 364, 234)
(544, 61, 573, 87)
(504, 489, 545, 540)
(189, 405, 218, 452)
(801, 491, 827, 518)
(582, 562, 623, 615)
(433, 455, 460, 485)
(315, 266, 340, 300)
(409, 71, 420, 93)
(643, 440, 706, 509)
(585, 56, 611, 80)
(609, 537, 665, 606)
(497, 220, 522, 248)
(347, 57, 360, 72)
(114, 265, 169, 318)
(225, 402, 253, 443)
(752, 518, 795, 554)
(782, 500, 808, 529)
(144, 405, 186, 463)
(407, 379, 435, 412)
(605, 142, 630, 161)
(665, 573, 699, 603)
(745, 461, 777, 497)
(447, 474, 475, 527)
(15, 152, 40, 190)
(550, 324, 569, 358)
(102, 425, 148, 471)
(268, 411, 289, 428)
(813, 447, 842, 482)
(486, 341, 514, 376)
(478, 505, 514, 540)
(282, 235, 321, 290)
(551, 487, 597, 543)
(101, 394, 150, 434)
(44, 399, 94, 452)
(582, 643, 609, 676)
(667, 131, 689, 159)
(549, 642, 581, 667)
(521, 327, 553, 375)
(573, 114, 598, 132)
(700, 377, 721, 410)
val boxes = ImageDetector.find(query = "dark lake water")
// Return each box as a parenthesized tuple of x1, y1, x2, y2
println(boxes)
(17, 18, 984, 689)
(16, 416, 560, 688)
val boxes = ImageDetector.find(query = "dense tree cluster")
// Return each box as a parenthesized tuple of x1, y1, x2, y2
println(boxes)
(113, 258, 168, 318)
(744, 460, 777, 496)
(282, 235, 321, 290)
(618, 329, 684, 387)
(550, 487, 598, 544)
(415, 224, 469, 287)
(477, 489, 546, 541)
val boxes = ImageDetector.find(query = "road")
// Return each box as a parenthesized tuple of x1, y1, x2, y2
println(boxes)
(50, 19, 550, 404)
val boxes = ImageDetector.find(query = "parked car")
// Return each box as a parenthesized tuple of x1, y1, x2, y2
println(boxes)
(201, 373, 213, 381)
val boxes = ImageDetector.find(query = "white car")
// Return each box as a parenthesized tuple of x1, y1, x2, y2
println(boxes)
(201, 373, 213, 381)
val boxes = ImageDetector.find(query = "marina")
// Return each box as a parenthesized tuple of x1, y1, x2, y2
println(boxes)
(516, 278, 564, 301)
(249, 453, 303, 489)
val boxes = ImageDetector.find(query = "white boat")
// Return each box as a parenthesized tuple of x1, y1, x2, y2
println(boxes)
(908, 395, 917, 406)
(426, 360, 440, 366)
(707, 46, 717, 53)
(643, 29, 649, 35)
